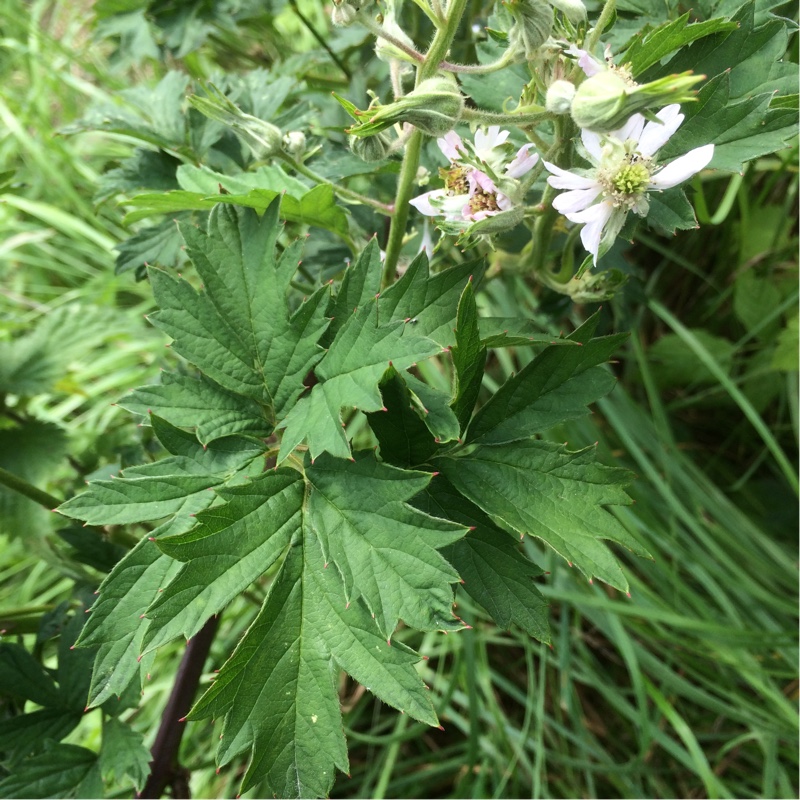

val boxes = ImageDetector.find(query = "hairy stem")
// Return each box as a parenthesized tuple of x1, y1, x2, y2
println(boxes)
(280, 154, 394, 215)
(381, 0, 469, 286)
(461, 107, 556, 127)
(137, 615, 220, 799)
(585, 0, 617, 54)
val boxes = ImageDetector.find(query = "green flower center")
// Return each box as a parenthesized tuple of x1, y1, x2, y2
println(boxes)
(439, 165, 469, 195)
(611, 162, 651, 195)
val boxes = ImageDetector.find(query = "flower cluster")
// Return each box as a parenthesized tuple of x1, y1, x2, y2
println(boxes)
(545, 104, 714, 263)
(410, 127, 538, 234)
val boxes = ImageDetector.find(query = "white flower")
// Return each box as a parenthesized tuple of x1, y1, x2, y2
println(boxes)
(544, 104, 714, 264)
(410, 127, 538, 228)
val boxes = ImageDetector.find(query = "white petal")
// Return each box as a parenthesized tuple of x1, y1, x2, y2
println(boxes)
(496, 192, 513, 211)
(581, 129, 603, 163)
(613, 113, 645, 144)
(649, 144, 714, 189)
(638, 104, 684, 156)
(569, 201, 615, 265)
(437, 131, 463, 161)
(409, 190, 442, 216)
(552, 185, 604, 214)
(506, 144, 539, 178)
(544, 161, 599, 190)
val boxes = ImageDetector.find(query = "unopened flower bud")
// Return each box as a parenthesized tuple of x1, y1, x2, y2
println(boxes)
(374, 11, 417, 65)
(549, 0, 587, 22)
(282, 130, 306, 158)
(571, 70, 703, 133)
(349, 131, 392, 162)
(348, 75, 464, 138)
(545, 80, 576, 114)
(507, 0, 554, 60)
(331, 0, 357, 26)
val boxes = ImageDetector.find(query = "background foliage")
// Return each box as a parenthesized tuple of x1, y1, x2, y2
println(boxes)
(0, 0, 797, 797)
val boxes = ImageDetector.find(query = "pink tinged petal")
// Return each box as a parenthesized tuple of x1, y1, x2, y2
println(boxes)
(581, 130, 603, 164)
(496, 192, 513, 211)
(649, 144, 715, 189)
(437, 131, 463, 161)
(506, 144, 539, 178)
(568, 200, 615, 265)
(638, 104, 684, 156)
(469, 170, 497, 194)
(552, 185, 604, 214)
(567, 46, 603, 77)
(544, 161, 598, 190)
(409, 190, 443, 216)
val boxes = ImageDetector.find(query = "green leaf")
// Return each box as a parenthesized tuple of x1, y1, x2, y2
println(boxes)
(305, 453, 466, 637)
(0, 643, 61, 707)
(366, 367, 439, 467)
(648, 329, 735, 387)
(188, 527, 438, 797)
(0, 709, 83, 760)
(647, 187, 699, 235)
(0, 744, 100, 799)
(75, 537, 183, 707)
(466, 312, 627, 445)
(405, 373, 460, 444)
(733, 270, 782, 339)
(98, 718, 151, 791)
(120, 371, 271, 445)
(325, 238, 383, 343)
(115, 217, 185, 274)
(622, 13, 737, 76)
(434, 440, 648, 592)
(477, 317, 577, 348)
(142, 470, 304, 651)
(379, 251, 479, 346)
(148, 201, 329, 415)
(450, 281, 487, 431)
(416, 477, 551, 643)
(277, 296, 443, 462)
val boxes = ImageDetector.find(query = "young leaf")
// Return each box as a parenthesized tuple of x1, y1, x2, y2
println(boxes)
(277, 297, 443, 461)
(148, 201, 329, 416)
(305, 453, 467, 637)
(434, 440, 648, 592)
(466, 312, 626, 445)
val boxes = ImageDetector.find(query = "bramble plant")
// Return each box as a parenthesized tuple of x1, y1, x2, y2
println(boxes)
(0, 0, 797, 797)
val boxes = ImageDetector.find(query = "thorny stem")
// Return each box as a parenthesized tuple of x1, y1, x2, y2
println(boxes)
(381, 0, 470, 287)
(138, 615, 220, 800)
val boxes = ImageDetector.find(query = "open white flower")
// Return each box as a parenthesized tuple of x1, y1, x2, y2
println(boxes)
(544, 105, 714, 263)
(410, 127, 538, 229)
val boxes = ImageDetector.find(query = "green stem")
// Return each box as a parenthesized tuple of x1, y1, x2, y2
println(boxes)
(460, 107, 555, 127)
(440, 47, 517, 74)
(280, 154, 394, 215)
(358, 14, 425, 62)
(381, 0, 469, 287)
(288, 0, 351, 78)
(585, 0, 616, 54)
(381, 129, 423, 286)
(0, 466, 61, 510)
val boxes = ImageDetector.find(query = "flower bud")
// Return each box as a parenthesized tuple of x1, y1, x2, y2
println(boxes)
(349, 131, 392, 162)
(374, 10, 417, 65)
(545, 80, 576, 114)
(188, 90, 282, 158)
(282, 130, 306, 158)
(571, 70, 704, 133)
(348, 75, 464, 138)
(549, 0, 587, 22)
(331, 0, 357, 26)
(507, 0, 554, 60)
